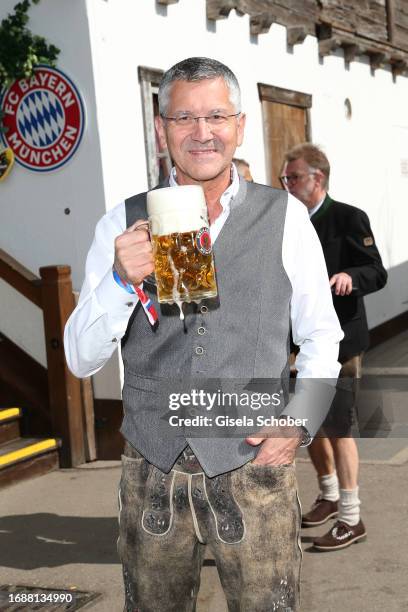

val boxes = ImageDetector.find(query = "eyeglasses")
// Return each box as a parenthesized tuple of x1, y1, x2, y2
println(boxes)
(161, 112, 241, 128)
(280, 172, 316, 186)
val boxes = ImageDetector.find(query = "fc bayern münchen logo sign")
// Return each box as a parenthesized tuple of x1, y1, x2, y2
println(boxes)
(0, 66, 85, 172)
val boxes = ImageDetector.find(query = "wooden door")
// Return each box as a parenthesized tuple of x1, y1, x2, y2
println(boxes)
(258, 84, 312, 188)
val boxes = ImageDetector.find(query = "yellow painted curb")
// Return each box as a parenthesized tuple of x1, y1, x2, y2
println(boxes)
(0, 408, 21, 422)
(0, 439, 58, 468)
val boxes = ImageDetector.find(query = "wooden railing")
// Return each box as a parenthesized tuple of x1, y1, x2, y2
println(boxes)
(0, 248, 86, 467)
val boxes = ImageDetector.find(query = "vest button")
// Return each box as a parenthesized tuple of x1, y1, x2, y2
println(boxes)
(200, 305, 208, 314)
(195, 346, 204, 355)
(197, 327, 206, 335)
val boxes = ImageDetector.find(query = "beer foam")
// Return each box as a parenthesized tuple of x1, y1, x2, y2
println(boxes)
(147, 185, 209, 235)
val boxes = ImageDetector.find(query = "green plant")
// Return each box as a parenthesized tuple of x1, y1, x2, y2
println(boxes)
(0, 0, 60, 133)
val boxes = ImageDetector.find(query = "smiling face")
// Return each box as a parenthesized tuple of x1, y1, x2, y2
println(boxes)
(155, 77, 246, 186)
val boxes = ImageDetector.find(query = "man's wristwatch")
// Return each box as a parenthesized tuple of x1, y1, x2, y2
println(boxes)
(299, 426, 312, 447)
(279, 417, 312, 447)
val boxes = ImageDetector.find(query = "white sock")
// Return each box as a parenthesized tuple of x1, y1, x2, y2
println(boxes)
(318, 472, 339, 502)
(338, 487, 361, 526)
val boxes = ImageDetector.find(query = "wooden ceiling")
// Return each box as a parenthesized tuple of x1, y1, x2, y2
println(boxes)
(157, 0, 408, 77)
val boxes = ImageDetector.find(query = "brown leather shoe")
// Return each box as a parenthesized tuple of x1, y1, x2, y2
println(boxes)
(302, 497, 338, 527)
(313, 519, 367, 551)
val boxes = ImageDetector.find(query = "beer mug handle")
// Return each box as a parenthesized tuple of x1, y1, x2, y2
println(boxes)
(134, 221, 157, 288)
(134, 220, 151, 239)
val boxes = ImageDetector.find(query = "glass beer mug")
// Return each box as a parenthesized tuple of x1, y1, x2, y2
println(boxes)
(146, 185, 218, 305)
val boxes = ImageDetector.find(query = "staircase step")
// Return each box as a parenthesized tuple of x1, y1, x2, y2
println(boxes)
(0, 407, 22, 423)
(0, 437, 59, 467)
(0, 407, 22, 445)
(0, 437, 60, 489)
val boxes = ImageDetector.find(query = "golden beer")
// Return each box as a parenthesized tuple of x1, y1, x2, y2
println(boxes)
(147, 185, 218, 305)
(152, 230, 217, 304)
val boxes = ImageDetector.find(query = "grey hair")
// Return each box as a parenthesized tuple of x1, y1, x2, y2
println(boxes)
(158, 57, 241, 115)
(285, 143, 330, 189)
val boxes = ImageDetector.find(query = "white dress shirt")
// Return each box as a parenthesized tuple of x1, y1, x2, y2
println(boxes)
(64, 168, 343, 379)
(308, 195, 326, 218)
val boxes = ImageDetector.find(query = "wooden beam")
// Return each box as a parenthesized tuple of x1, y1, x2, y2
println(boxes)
(386, 0, 396, 44)
(156, 0, 179, 4)
(138, 66, 164, 189)
(258, 83, 312, 108)
(287, 25, 308, 46)
(316, 25, 408, 69)
(0, 248, 42, 308)
(391, 59, 408, 77)
(73, 292, 96, 462)
(318, 37, 341, 57)
(250, 11, 275, 36)
(342, 43, 361, 63)
(40, 266, 86, 467)
(138, 66, 164, 87)
(206, 0, 408, 66)
(206, 0, 239, 20)
(369, 51, 387, 70)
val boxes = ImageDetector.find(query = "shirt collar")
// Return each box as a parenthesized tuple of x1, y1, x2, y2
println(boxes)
(169, 163, 240, 211)
(309, 193, 327, 218)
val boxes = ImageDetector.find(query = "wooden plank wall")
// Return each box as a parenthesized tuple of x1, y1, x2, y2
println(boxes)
(207, 0, 408, 51)
(166, 1, 408, 70)
(319, 1, 388, 43)
(395, 0, 408, 48)
(236, 1, 390, 44)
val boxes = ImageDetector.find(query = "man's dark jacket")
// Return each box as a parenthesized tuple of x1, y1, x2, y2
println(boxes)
(311, 195, 387, 362)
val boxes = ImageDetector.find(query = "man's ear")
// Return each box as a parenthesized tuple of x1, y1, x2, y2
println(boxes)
(236, 112, 246, 147)
(155, 115, 167, 150)
(315, 170, 325, 187)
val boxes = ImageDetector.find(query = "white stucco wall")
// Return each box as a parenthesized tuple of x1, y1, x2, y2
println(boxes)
(86, 0, 408, 329)
(1, 0, 408, 398)
(0, 0, 120, 398)
(0, 0, 106, 288)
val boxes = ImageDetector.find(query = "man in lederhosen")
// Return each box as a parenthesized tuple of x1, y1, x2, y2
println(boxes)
(65, 60, 343, 610)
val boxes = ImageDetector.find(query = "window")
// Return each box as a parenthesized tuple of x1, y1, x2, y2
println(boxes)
(138, 66, 172, 188)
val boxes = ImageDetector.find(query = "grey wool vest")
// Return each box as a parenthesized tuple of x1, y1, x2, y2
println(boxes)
(121, 179, 292, 477)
